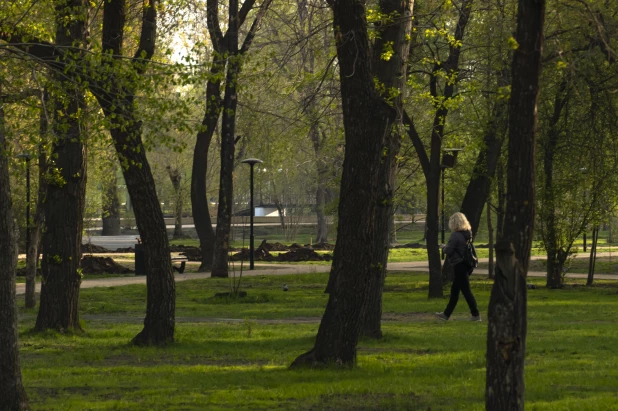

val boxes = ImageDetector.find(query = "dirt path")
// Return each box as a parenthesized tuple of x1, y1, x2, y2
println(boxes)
(15, 255, 618, 296)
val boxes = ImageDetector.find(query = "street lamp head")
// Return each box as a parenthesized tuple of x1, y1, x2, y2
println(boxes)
(441, 148, 463, 169)
(241, 158, 263, 166)
(16, 153, 33, 161)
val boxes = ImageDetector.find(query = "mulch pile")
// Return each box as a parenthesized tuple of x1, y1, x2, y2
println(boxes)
(80, 256, 133, 275)
(260, 241, 289, 251)
(307, 242, 335, 250)
(276, 248, 332, 262)
(230, 240, 333, 262)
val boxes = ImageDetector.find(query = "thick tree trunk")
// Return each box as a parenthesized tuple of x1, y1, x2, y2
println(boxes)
(360, 0, 413, 338)
(487, 201, 495, 279)
(101, 170, 121, 236)
(110, 125, 176, 345)
(95, 0, 175, 345)
(291, 1, 394, 367)
(212, 48, 241, 278)
(486, 1, 545, 409)
(191, 55, 223, 271)
(0, 106, 29, 411)
(36, 2, 88, 331)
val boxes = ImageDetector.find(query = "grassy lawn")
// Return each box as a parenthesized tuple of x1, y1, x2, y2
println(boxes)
(16, 272, 618, 410)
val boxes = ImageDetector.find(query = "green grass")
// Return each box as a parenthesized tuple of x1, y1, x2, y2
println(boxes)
(16, 272, 618, 410)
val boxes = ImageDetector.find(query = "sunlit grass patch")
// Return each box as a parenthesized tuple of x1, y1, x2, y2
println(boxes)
(17, 272, 618, 410)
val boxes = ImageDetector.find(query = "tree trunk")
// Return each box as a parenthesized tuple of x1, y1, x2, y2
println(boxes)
(212, 18, 241, 277)
(425, 0, 474, 298)
(586, 225, 599, 286)
(191, 54, 223, 271)
(25, 94, 49, 309)
(110, 124, 176, 346)
(36, 2, 88, 332)
(0, 105, 30, 411)
(496, 159, 506, 239)
(487, 201, 495, 279)
(167, 166, 184, 239)
(291, 1, 395, 367)
(486, 1, 545, 409)
(95, 0, 175, 345)
(542, 78, 569, 289)
(459, 88, 509, 235)
(426, 167, 443, 297)
(101, 169, 121, 236)
(360, 0, 413, 338)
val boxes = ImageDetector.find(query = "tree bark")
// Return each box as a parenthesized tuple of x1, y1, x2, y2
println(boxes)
(459, 83, 509, 235)
(0, 104, 30, 411)
(167, 166, 184, 239)
(487, 201, 495, 279)
(101, 169, 121, 236)
(208, 0, 272, 276)
(25, 93, 49, 309)
(542, 78, 569, 289)
(586, 226, 599, 286)
(36, 0, 88, 332)
(486, 1, 545, 409)
(291, 0, 394, 367)
(421, 0, 474, 298)
(360, 0, 413, 338)
(95, 0, 176, 345)
(211, 1, 240, 278)
(191, 54, 223, 271)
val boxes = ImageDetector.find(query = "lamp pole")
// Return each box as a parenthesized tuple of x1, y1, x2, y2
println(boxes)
(17, 153, 32, 254)
(241, 158, 263, 270)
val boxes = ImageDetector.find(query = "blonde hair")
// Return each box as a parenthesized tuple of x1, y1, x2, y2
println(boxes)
(449, 212, 471, 233)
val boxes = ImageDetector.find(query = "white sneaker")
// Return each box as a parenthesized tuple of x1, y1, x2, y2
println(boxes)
(470, 315, 482, 322)
(435, 312, 449, 321)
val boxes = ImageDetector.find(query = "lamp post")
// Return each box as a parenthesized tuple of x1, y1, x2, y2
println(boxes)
(241, 157, 263, 270)
(16, 153, 32, 254)
(440, 148, 463, 259)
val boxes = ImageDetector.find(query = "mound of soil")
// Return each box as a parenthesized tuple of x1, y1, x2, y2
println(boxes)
(259, 240, 289, 251)
(230, 246, 275, 262)
(307, 242, 335, 250)
(82, 244, 112, 253)
(114, 247, 135, 252)
(80, 256, 133, 275)
(179, 248, 202, 261)
(276, 248, 333, 262)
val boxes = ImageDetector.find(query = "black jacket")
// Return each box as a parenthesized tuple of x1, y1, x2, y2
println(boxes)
(444, 230, 471, 265)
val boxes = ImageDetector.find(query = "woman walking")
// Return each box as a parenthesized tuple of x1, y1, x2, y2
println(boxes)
(435, 212, 481, 321)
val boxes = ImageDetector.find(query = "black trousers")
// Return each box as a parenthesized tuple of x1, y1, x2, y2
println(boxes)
(444, 262, 479, 317)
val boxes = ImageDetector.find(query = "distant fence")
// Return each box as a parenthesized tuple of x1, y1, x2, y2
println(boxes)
(85, 214, 425, 228)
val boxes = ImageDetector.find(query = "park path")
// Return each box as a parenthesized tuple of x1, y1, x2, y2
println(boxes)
(14, 252, 618, 295)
